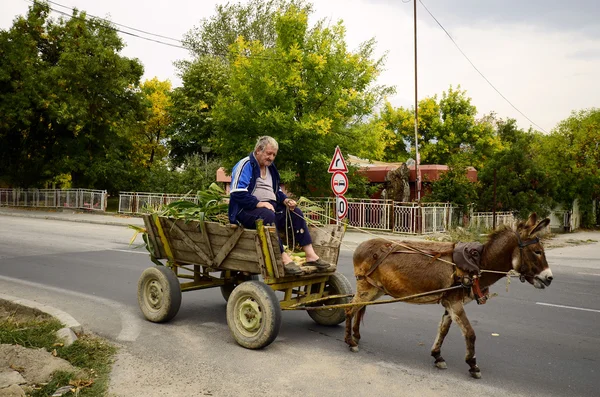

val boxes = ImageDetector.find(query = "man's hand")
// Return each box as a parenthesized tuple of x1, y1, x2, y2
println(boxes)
(256, 201, 275, 212)
(284, 198, 297, 210)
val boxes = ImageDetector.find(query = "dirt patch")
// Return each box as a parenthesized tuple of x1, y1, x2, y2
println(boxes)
(0, 303, 79, 396)
(0, 344, 77, 385)
(0, 302, 52, 324)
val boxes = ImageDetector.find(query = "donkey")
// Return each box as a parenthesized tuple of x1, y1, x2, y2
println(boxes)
(344, 213, 553, 378)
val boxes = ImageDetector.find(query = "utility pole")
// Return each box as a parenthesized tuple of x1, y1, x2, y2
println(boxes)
(493, 168, 497, 229)
(413, 0, 421, 201)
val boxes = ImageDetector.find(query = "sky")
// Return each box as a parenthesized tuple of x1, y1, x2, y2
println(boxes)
(2, 0, 599, 133)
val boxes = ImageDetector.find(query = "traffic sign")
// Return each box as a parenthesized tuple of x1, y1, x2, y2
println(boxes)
(336, 195, 348, 220)
(328, 146, 348, 173)
(331, 172, 349, 196)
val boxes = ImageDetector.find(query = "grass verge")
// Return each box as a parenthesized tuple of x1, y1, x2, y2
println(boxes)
(0, 307, 116, 397)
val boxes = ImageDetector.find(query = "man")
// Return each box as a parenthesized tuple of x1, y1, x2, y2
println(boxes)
(228, 136, 330, 275)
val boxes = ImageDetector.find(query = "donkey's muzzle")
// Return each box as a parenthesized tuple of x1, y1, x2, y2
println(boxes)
(533, 269, 553, 289)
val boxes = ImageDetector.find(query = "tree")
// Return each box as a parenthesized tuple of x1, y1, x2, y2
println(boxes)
(181, 0, 311, 58)
(130, 78, 172, 168)
(211, 5, 392, 196)
(476, 119, 554, 218)
(536, 109, 600, 227)
(373, 87, 501, 169)
(426, 153, 478, 212)
(170, 0, 313, 166)
(168, 56, 229, 166)
(0, 1, 145, 190)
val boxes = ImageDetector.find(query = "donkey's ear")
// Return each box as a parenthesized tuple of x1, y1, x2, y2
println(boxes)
(530, 218, 550, 237)
(526, 213, 538, 228)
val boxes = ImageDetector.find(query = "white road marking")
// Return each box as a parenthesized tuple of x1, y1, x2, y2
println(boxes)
(108, 248, 149, 255)
(536, 302, 600, 313)
(577, 272, 600, 277)
(0, 275, 142, 341)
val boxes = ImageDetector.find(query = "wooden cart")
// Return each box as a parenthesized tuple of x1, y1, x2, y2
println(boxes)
(137, 214, 353, 349)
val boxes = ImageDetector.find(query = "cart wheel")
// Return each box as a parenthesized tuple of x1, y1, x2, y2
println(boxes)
(137, 266, 182, 323)
(308, 273, 353, 326)
(220, 271, 259, 302)
(226, 281, 281, 349)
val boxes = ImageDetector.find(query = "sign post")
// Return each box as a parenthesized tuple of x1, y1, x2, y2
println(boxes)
(328, 146, 348, 223)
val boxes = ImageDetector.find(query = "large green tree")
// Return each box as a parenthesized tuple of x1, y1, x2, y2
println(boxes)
(536, 109, 600, 226)
(0, 1, 144, 190)
(476, 119, 554, 218)
(168, 56, 229, 166)
(211, 5, 392, 196)
(170, 0, 312, 166)
(374, 87, 501, 169)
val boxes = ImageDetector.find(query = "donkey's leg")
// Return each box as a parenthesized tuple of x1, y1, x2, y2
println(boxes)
(353, 306, 367, 341)
(344, 281, 383, 352)
(431, 308, 452, 370)
(448, 302, 480, 379)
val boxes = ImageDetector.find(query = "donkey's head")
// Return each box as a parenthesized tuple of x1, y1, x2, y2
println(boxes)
(513, 213, 552, 289)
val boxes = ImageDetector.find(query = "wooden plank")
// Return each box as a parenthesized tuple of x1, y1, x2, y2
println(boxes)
(166, 239, 259, 262)
(268, 229, 284, 277)
(264, 227, 280, 278)
(142, 215, 164, 258)
(254, 235, 269, 279)
(199, 220, 214, 259)
(312, 246, 339, 265)
(172, 250, 260, 273)
(212, 225, 245, 267)
(172, 229, 258, 251)
(153, 214, 175, 263)
(163, 218, 214, 265)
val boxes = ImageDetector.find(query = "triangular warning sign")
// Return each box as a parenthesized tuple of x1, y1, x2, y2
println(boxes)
(328, 146, 348, 173)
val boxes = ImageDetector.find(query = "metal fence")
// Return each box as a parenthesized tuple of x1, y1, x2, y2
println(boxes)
(301, 198, 456, 234)
(0, 188, 107, 211)
(469, 211, 516, 229)
(118, 192, 198, 214)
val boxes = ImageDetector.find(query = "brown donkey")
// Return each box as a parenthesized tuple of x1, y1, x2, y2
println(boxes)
(344, 213, 553, 378)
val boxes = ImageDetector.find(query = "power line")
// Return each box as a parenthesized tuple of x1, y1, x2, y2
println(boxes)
(417, 0, 548, 133)
(26, 0, 281, 60)
(26, 0, 188, 49)
(46, 0, 182, 43)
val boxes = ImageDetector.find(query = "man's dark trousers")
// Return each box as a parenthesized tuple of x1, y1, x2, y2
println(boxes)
(235, 200, 312, 253)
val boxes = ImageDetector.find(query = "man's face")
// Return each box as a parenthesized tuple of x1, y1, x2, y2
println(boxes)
(255, 144, 278, 168)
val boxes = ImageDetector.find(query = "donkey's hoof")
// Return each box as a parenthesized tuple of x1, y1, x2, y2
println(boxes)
(435, 361, 447, 369)
(350, 346, 359, 353)
(469, 370, 482, 379)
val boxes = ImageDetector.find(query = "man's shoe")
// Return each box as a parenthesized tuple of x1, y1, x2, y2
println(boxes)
(284, 261, 303, 276)
(305, 258, 331, 272)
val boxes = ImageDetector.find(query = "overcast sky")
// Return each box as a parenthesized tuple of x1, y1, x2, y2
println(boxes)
(2, 0, 599, 133)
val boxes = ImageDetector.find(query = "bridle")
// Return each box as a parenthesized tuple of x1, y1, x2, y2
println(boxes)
(514, 230, 540, 283)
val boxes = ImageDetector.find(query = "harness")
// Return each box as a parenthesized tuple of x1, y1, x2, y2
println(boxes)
(356, 241, 491, 304)
(356, 232, 541, 306)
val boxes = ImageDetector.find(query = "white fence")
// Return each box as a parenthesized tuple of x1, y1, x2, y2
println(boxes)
(118, 192, 198, 214)
(284, 197, 456, 235)
(0, 188, 107, 211)
(469, 211, 516, 230)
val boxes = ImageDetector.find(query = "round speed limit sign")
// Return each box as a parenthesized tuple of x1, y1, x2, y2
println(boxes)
(336, 195, 348, 220)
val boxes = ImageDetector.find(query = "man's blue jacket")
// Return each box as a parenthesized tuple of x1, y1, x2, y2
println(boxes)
(228, 152, 287, 224)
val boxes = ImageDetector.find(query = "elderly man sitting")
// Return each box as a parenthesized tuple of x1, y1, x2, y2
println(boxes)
(227, 136, 330, 275)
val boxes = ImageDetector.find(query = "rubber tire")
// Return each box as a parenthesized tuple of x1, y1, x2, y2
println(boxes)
(137, 266, 182, 323)
(308, 273, 353, 326)
(226, 281, 281, 349)
(220, 271, 259, 302)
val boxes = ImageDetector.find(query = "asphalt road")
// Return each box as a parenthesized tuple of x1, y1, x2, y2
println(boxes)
(1, 215, 599, 396)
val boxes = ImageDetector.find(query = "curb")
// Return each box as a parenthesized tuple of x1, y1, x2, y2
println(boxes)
(0, 210, 142, 228)
(0, 293, 83, 334)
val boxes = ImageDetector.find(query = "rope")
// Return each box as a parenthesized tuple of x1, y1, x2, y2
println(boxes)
(293, 209, 457, 266)
(285, 285, 464, 311)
